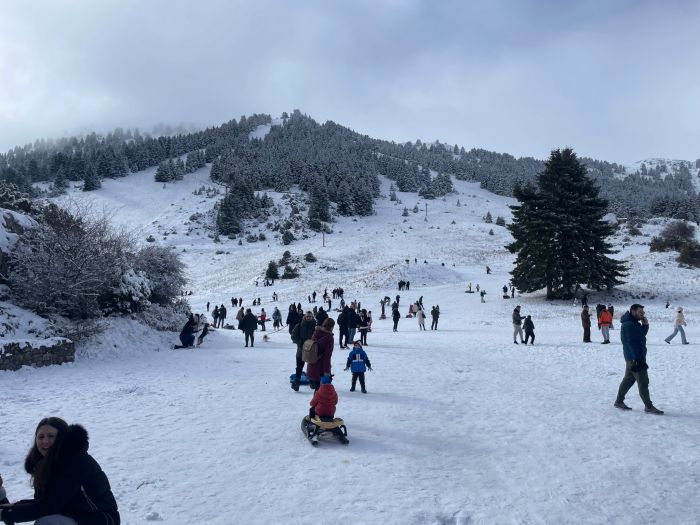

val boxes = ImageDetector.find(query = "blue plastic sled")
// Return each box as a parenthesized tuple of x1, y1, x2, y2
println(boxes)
(290, 372, 310, 385)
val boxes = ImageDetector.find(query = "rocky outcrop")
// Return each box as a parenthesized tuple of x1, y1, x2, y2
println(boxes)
(0, 208, 37, 283)
(0, 338, 75, 371)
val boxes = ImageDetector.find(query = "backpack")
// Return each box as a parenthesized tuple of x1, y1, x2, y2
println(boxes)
(302, 338, 320, 364)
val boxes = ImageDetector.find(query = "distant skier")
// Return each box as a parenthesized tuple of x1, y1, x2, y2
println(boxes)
(480, 290, 486, 303)
(523, 315, 535, 345)
(206, 301, 210, 312)
(430, 305, 440, 330)
(664, 306, 689, 345)
(345, 341, 372, 393)
(512, 305, 525, 344)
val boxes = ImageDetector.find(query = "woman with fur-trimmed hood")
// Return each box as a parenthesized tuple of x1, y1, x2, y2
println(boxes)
(0, 417, 120, 525)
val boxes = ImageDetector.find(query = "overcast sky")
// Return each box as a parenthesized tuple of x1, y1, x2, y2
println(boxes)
(1, 0, 698, 163)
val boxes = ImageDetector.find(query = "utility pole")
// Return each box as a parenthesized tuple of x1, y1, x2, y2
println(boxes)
(322, 231, 325, 247)
(425, 203, 428, 221)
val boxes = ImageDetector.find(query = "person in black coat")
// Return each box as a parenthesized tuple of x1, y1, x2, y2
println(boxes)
(286, 304, 300, 335)
(315, 307, 328, 327)
(238, 308, 258, 347)
(0, 417, 120, 525)
(179, 314, 196, 347)
(290, 311, 317, 391)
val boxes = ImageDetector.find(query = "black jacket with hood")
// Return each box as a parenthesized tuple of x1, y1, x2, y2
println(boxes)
(2, 425, 120, 525)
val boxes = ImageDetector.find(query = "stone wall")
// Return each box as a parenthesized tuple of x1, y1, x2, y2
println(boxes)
(0, 338, 75, 371)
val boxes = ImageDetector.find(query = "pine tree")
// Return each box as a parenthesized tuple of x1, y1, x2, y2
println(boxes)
(308, 178, 331, 224)
(265, 260, 280, 280)
(335, 181, 354, 216)
(352, 181, 374, 216)
(484, 211, 493, 223)
(507, 148, 627, 299)
(155, 161, 172, 182)
(217, 191, 242, 235)
(82, 165, 101, 191)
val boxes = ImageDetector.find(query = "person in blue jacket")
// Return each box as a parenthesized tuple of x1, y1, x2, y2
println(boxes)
(614, 304, 664, 414)
(344, 341, 372, 393)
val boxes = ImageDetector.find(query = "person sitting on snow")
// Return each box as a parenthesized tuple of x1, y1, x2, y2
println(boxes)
(308, 375, 348, 444)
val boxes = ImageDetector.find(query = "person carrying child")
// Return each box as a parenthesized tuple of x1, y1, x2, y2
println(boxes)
(308, 375, 349, 444)
(345, 341, 372, 393)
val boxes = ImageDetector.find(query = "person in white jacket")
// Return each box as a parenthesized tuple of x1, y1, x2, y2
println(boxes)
(416, 303, 426, 331)
(665, 306, 689, 345)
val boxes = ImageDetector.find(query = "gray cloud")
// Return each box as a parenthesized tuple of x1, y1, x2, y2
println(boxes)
(0, 0, 698, 163)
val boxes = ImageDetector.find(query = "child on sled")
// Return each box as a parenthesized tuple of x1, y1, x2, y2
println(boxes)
(308, 375, 349, 444)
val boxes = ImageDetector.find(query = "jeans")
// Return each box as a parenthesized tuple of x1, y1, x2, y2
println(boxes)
(348, 328, 356, 343)
(665, 326, 688, 344)
(431, 318, 438, 330)
(513, 324, 524, 342)
(601, 326, 610, 342)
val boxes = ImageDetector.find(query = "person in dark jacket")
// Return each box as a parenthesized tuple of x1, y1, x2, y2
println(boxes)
(306, 318, 335, 391)
(614, 304, 663, 414)
(337, 308, 350, 349)
(218, 305, 227, 329)
(391, 302, 400, 332)
(581, 306, 592, 342)
(238, 308, 258, 347)
(357, 310, 370, 345)
(345, 341, 372, 393)
(286, 304, 300, 335)
(523, 315, 535, 344)
(0, 418, 120, 525)
(0, 475, 8, 505)
(290, 311, 317, 391)
(179, 314, 196, 348)
(315, 307, 328, 327)
(196, 322, 210, 347)
(430, 306, 440, 330)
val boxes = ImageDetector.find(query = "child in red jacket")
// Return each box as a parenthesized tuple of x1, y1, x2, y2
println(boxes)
(309, 375, 348, 444)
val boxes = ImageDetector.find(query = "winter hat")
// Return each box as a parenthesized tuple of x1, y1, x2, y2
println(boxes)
(320, 375, 332, 384)
(677, 306, 683, 312)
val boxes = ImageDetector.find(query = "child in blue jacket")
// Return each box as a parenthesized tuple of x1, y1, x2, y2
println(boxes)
(345, 341, 372, 393)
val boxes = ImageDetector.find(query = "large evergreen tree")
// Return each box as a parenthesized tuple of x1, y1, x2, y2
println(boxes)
(507, 148, 627, 299)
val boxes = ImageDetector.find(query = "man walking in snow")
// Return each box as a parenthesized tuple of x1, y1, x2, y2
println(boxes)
(512, 305, 525, 344)
(615, 304, 664, 414)
(218, 304, 227, 328)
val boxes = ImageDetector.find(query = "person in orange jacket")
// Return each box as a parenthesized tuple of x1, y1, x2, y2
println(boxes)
(599, 306, 613, 344)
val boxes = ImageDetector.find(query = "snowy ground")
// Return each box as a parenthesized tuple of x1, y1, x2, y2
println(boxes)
(2, 168, 699, 524)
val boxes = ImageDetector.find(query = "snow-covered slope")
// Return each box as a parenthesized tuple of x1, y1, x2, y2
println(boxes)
(2, 168, 699, 524)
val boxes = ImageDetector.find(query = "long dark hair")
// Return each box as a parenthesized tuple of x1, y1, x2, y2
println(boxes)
(24, 417, 69, 495)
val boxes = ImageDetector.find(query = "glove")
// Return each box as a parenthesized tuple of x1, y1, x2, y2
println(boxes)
(368, 367, 372, 372)
(344, 367, 349, 371)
